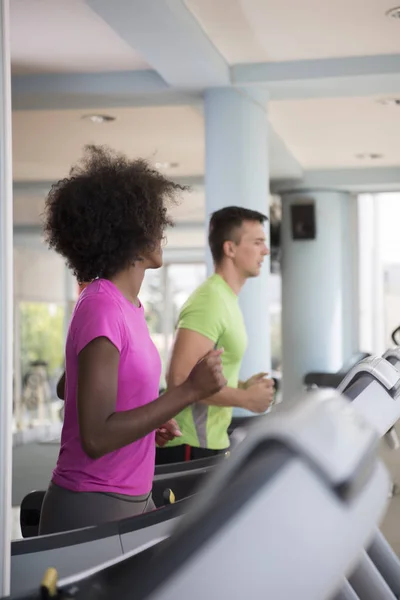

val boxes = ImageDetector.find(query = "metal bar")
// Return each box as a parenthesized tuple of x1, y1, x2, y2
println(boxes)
(0, 0, 13, 595)
(367, 530, 400, 597)
(349, 552, 396, 600)
(333, 579, 360, 600)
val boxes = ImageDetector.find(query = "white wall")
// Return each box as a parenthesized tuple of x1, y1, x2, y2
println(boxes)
(14, 246, 65, 303)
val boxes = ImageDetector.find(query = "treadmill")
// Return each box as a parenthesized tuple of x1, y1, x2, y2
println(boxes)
(12, 457, 225, 595)
(337, 354, 400, 448)
(11, 496, 193, 597)
(20, 453, 224, 538)
(330, 352, 400, 599)
(7, 390, 389, 600)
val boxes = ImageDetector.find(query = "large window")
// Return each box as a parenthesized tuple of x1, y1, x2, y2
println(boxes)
(19, 302, 65, 378)
(269, 273, 282, 372)
(358, 192, 400, 354)
(140, 263, 283, 384)
(14, 261, 281, 417)
(168, 264, 207, 333)
(15, 302, 65, 429)
(141, 263, 207, 386)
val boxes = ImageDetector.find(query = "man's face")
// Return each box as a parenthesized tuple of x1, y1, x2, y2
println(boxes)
(230, 220, 270, 278)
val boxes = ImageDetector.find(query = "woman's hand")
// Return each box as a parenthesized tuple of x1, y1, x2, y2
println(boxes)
(155, 419, 182, 447)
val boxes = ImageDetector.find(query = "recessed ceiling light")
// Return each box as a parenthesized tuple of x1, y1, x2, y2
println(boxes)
(377, 98, 400, 106)
(386, 6, 400, 19)
(81, 114, 116, 123)
(355, 153, 384, 160)
(154, 161, 179, 169)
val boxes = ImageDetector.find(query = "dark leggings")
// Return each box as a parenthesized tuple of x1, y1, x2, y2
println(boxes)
(38, 482, 155, 536)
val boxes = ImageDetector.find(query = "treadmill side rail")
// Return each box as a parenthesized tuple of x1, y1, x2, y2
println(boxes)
(338, 357, 400, 397)
(195, 389, 379, 509)
(383, 348, 400, 368)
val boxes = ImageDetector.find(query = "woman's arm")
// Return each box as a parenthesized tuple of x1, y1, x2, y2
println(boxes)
(78, 337, 225, 459)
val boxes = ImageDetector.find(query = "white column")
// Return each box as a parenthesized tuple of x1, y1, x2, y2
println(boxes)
(13, 302, 22, 430)
(204, 88, 271, 395)
(0, 0, 13, 594)
(280, 189, 358, 403)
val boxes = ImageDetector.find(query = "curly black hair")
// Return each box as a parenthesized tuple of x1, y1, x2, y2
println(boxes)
(43, 145, 185, 282)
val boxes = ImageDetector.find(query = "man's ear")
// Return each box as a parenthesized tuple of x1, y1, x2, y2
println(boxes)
(223, 240, 236, 259)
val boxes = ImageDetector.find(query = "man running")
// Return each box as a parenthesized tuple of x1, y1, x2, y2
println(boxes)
(156, 206, 275, 463)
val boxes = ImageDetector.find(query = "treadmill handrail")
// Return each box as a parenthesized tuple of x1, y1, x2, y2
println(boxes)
(383, 348, 400, 367)
(168, 390, 378, 533)
(53, 424, 390, 600)
(154, 454, 224, 475)
(12, 496, 192, 556)
(337, 357, 400, 397)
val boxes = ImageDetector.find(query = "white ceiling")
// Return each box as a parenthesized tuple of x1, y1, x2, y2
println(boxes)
(12, 96, 400, 186)
(269, 95, 400, 169)
(12, 105, 204, 181)
(12, 0, 400, 73)
(185, 0, 400, 64)
(10, 0, 149, 75)
(9, 0, 400, 231)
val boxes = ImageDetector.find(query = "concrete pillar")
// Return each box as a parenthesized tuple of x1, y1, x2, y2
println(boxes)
(280, 189, 359, 402)
(0, 0, 13, 593)
(204, 88, 271, 405)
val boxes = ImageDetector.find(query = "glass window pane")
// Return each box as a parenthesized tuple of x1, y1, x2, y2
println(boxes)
(167, 263, 207, 359)
(141, 264, 206, 389)
(140, 268, 166, 384)
(17, 302, 65, 429)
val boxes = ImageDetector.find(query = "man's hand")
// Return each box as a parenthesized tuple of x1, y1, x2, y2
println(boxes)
(241, 372, 269, 390)
(156, 419, 182, 447)
(244, 378, 275, 414)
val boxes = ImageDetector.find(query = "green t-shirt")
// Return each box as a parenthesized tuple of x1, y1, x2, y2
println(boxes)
(168, 274, 248, 450)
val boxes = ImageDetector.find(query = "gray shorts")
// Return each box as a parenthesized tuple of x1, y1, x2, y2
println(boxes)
(38, 481, 155, 536)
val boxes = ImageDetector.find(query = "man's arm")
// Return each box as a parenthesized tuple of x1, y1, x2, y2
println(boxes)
(167, 328, 257, 409)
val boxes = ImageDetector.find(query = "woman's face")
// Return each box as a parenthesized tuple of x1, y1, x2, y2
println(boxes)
(144, 237, 164, 270)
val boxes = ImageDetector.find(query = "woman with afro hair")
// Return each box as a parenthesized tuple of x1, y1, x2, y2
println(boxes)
(38, 145, 225, 535)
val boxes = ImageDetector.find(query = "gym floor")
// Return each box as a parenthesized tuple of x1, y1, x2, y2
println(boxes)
(11, 436, 400, 551)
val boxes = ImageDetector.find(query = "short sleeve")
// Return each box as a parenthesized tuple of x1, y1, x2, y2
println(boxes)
(178, 288, 225, 345)
(71, 294, 126, 355)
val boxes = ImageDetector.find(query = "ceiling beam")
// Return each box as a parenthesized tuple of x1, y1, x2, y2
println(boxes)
(13, 175, 205, 198)
(268, 127, 303, 181)
(15, 166, 400, 204)
(272, 166, 400, 194)
(13, 227, 206, 261)
(16, 165, 400, 199)
(11, 70, 202, 111)
(233, 54, 400, 100)
(85, 0, 230, 89)
(12, 53, 400, 112)
(13, 221, 205, 239)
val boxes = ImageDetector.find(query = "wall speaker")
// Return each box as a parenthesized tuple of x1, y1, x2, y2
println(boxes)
(290, 202, 316, 240)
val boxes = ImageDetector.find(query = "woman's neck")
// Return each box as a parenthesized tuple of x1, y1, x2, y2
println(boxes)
(109, 265, 145, 306)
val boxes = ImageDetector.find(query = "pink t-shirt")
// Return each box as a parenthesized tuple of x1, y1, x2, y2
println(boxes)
(52, 279, 161, 496)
